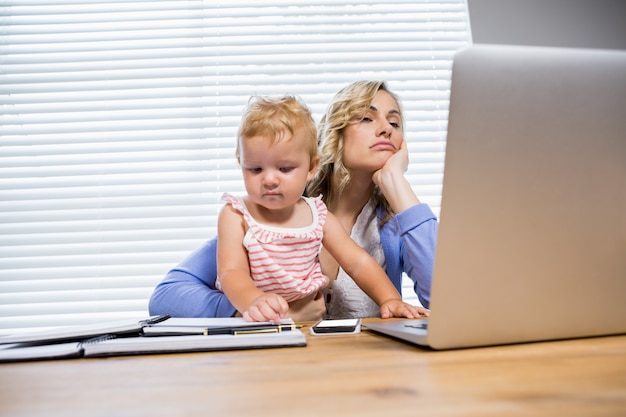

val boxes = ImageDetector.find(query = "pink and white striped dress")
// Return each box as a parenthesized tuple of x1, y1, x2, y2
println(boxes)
(220, 193, 330, 302)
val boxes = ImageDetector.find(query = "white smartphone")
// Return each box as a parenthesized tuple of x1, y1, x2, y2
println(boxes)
(309, 319, 361, 335)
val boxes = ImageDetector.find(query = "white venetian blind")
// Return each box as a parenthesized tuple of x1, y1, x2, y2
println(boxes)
(0, 0, 472, 333)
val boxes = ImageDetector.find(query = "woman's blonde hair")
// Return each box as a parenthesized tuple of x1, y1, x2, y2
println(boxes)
(236, 95, 318, 165)
(306, 81, 404, 225)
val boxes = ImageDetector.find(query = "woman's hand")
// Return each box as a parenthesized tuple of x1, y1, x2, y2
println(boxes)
(286, 291, 326, 322)
(372, 140, 421, 213)
(379, 299, 430, 319)
(373, 138, 409, 183)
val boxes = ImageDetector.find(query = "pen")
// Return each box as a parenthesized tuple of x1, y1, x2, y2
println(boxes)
(203, 323, 302, 336)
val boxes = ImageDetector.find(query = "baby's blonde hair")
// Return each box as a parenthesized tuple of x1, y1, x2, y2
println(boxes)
(236, 95, 318, 165)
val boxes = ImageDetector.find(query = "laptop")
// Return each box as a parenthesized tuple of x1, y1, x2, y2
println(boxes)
(366, 44, 626, 350)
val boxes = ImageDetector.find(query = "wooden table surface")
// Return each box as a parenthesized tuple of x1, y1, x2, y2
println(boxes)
(1, 320, 625, 417)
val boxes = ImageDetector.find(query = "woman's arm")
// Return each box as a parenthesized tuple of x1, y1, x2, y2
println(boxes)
(373, 138, 438, 309)
(148, 236, 325, 321)
(148, 237, 237, 317)
(381, 204, 438, 309)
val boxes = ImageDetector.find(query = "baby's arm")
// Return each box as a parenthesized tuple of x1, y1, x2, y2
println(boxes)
(216, 204, 288, 322)
(322, 213, 429, 319)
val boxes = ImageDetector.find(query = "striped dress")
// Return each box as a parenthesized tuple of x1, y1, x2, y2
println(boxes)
(220, 193, 330, 302)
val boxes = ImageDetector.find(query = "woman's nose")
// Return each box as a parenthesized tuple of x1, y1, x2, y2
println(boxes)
(377, 120, 393, 138)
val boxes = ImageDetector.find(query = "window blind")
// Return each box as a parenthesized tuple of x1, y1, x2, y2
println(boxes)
(0, 0, 472, 333)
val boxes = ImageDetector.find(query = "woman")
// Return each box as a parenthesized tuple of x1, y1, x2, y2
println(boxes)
(148, 81, 438, 321)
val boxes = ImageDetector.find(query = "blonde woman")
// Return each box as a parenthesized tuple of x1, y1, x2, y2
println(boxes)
(306, 81, 436, 318)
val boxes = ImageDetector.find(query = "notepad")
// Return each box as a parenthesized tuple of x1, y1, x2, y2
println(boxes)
(0, 317, 306, 362)
(0, 315, 170, 345)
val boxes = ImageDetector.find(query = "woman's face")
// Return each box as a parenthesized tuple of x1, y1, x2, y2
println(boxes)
(341, 89, 404, 174)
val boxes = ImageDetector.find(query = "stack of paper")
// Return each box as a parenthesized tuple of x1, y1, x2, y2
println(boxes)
(0, 316, 306, 362)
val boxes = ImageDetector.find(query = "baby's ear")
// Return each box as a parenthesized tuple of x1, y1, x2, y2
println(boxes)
(308, 156, 320, 179)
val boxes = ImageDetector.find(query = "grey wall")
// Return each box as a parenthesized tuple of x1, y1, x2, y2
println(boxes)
(467, 0, 626, 50)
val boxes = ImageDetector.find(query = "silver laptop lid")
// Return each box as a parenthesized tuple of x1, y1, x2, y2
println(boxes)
(426, 45, 626, 350)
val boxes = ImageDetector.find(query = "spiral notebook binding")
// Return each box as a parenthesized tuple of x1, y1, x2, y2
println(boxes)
(141, 314, 171, 326)
(80, 334, 116, 346)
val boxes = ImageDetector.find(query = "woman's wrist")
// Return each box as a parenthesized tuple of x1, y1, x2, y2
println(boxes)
(375, 169, 420, 213)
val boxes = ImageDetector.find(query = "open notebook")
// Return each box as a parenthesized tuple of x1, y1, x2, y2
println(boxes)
(367, 44, 626, 350)
(0, 317, 306, 362)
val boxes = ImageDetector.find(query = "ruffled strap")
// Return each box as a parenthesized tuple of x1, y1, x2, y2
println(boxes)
(221, 193, 326, 244)
(221, 192, 255, 224)
(221, 193, 264, 241)
(310, 195, 327, 226)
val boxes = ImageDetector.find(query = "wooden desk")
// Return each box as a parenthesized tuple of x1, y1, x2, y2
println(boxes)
(1, 320, 625, 417)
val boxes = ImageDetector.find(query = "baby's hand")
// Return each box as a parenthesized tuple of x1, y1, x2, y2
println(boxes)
(379, 299, 430, 319)
(243, 293, 289, 322)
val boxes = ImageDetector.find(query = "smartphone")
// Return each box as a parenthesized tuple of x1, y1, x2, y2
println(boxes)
(310, 319, 361, 335)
